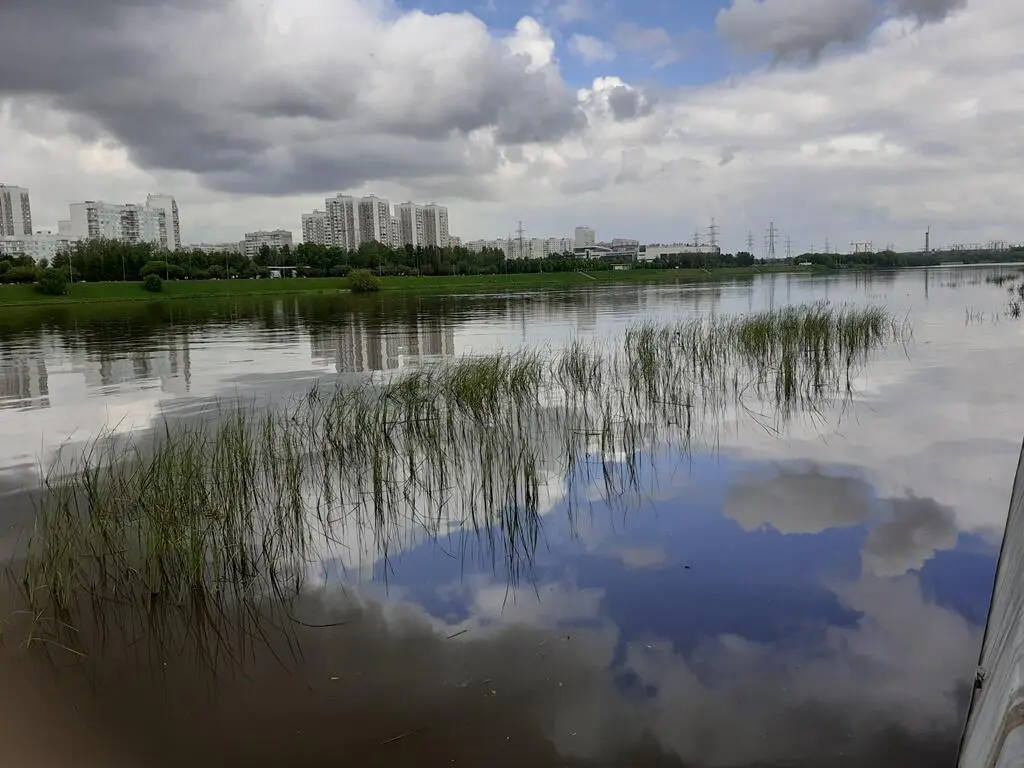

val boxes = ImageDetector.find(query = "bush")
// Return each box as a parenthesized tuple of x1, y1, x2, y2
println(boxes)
(2, 265, 38, 284)
(34, 267, 69, 296)
(142, 274, 163, 292)
(348, 268, 380, 293)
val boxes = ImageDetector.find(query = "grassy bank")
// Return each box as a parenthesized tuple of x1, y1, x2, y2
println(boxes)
(0, 265, 808, 308)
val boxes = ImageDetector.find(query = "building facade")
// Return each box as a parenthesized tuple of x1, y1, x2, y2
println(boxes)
(0, 233, 75, 263)
(574, 226, 596, 249)
(243, 229, 294, 259)
(67, 200, 172, 248)
(639, 243, 721, 261)
(357, 195, 392, 246)
(301, 210, 327, 245)
(0, 185, 33, 237)
(146, 194, 182, 251)
(187, 242, 244, 254)
(325, 194, 360, 250)
(422, 204, 449, 248)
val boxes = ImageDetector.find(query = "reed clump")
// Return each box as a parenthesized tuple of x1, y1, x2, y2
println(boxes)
(13, 302, 908, 663)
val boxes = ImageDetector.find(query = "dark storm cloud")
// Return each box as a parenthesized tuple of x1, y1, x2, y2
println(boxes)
(893, 0, 968, 24)
(606, 85, 656, 121)
(0, 0, 586, 195)
(716, 0, 878, 62)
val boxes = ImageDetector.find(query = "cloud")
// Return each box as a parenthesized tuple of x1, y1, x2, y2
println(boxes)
(555, 0, 594, 23)
(0, 1, 584, 196)
(863, 496, 959, 577)
(568, 33, 616, 63)
(614, 22, 688, 67)
(893, 0, 968, 25)
(716, 0, 879, 61)
(724, 462, 964, 576)
(2, 0, 1021, 249)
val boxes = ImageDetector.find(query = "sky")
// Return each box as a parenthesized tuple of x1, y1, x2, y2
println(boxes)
(0, 0, 1019, 253)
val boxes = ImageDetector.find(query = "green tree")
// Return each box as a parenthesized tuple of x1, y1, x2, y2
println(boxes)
(34, 267, 69, 296)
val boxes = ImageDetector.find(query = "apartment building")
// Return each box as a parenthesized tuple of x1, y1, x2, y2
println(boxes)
(0, 233, 75, 263)
(574, 226, 596, 249)
(324, 194, 360, 250)
(301, 210, 327, 245)
(243, 229, 294, 259)
(396, 202, 426, 248)
(357, 195, 392, 246)
(0, 185, 33, 237)
(422, 204, 450, 248)
(146, 194, 182, 251)
(68, 201, 166, 246)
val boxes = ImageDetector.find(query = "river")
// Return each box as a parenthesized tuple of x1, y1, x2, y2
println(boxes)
(1, 266, 1022, 767)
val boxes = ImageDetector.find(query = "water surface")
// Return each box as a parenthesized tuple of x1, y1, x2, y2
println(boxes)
(1, 266, 1021, 766)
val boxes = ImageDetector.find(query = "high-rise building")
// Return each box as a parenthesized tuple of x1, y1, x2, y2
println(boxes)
(68, 201, 166, 246)
(325, 194, 360, 250)
(422, 204, 449, 248)
(145, 194, 181, 251)
(389, 215, 401, 249)
(574, 226, 596, 249)
(357, 195, 392, 246)
(301, 210, 327, 245)
(396, 202, 425, 248)
(243, 229, 293, 259)
(0, 184, 32, 237)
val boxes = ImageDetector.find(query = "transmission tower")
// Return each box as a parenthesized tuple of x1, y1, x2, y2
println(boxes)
(766, 222, 778, 260)
(693, 227, 702, 248)
(517, 220, 526, 260)
(785, 236, 793, 260)
(746, 231, 755, 255)
(824, 237, 830, 255)
(707, 217, 719, 249)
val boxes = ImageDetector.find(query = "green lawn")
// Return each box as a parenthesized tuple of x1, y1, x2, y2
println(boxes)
(0, 266, 809, 308)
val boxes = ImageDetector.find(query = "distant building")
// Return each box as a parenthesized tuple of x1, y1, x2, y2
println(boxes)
(325, 194, 360, 250)
(0, 184, 33, 237)
(0, 233, 74, 263)
(396, 202, 426, 248)
(187, 242, 244, 254)
(68, 200, 167, 247)
(145, 194, 182, 251)
(639, 243, 721, 261)
(357, 195, 392, 246)
(243, 229, 293, 259)
(421, 204, 450, 248)
(466, 236, 571, 259)
(389, 214, 401, 249)
(301, 210, 327, 245)
(57, 220, 72, 238)
(574, 226, 596, 249)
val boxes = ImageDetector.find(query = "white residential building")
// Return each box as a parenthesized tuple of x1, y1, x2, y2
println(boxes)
(464, 236, 570, 259)
(357, 195, 392, 246)
(325, 194, 360, 250)
(0, 185, 33, 237)
(640, 243, 721, 261)
(422, 204, 449, 248)
(146, 194, 181, 251)
(389, 215, 401, 249)
(301, 210, 327, 245)
(0, 233, 74, 263)
(68, 200, 167, 247)
(188, 242, 244, 254)
(396, 202, 425, 248)
(574, 226, 596, 249)
(243, 229, 294, 259)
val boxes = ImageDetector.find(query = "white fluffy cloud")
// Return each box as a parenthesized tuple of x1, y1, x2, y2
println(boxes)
(0, 0, 1019, 251)
(569, 33, 616, 63)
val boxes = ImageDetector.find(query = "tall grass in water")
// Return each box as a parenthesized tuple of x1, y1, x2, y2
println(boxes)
(13, 303, 907, 664)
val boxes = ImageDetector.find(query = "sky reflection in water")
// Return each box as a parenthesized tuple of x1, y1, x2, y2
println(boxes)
(0, 266, 1020, 765)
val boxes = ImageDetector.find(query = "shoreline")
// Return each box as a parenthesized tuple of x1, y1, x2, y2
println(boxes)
(0, 266, 809, 308)
(0, 260, 1018, 309)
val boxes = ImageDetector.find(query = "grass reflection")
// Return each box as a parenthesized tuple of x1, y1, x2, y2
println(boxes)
(10, 303, 907, 666)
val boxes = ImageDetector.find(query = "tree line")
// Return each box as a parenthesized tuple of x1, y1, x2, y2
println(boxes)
(0, 238, 1021, 287)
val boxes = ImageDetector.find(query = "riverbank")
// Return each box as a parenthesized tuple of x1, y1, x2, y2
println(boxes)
(0, 266, 814, 308)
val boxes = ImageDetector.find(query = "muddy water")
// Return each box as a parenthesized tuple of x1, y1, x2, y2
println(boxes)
(1, 266, 1022, 766)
